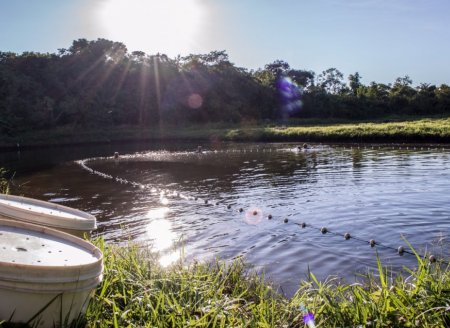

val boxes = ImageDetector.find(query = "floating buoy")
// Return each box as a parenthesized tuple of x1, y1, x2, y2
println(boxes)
(344, 232, 351, 240)
(227, 205, 231, 209)
(239, 208, 243, 213)
(301, 222, 306, 228)
(114, 152, 119, 159)
(267, 214, 273, 220)
(321, 227, 328, 234)
(369, 239, 376, 247)
(284, 218, 288, 223)
(429, 255, 436, 263)
(398, 246, 405, 256)
(253, 210, 258, 216)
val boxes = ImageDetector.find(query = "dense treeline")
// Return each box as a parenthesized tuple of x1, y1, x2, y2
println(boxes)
(1, 38, 450, 136)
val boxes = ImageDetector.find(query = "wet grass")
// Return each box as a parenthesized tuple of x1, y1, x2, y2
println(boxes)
(82, 239, 450, 327)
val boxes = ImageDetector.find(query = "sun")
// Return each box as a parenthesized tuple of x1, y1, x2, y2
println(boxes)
(98, 0, 204, 56)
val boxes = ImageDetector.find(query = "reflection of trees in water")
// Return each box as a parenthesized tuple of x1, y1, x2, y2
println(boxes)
(351, 148, 363, 168)
(257, 151, 320, 187)
(89, 149, 326, 198)
(87, 155, 238, 202)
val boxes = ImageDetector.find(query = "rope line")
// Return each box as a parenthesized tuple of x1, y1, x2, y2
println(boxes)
(76, 145, 450, 266)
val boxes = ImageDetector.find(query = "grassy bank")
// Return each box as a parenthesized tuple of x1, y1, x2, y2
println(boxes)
(223, 117, 450, 143)
(81, 240, 450, 327)
(2, 117, 450, 150)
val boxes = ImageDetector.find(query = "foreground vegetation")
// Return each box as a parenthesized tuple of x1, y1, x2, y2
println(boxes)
(81, 240, 450, 327)
(1, 117, 450, 149)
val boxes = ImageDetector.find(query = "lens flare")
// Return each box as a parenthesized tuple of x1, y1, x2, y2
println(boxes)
(243, 207, 263, 225)
(277, 77, 303, 114)
(187, 93, 203, 109)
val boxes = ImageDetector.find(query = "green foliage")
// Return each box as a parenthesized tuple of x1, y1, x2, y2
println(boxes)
(1, 39, 450, 140)
(348, 72, 362, 95)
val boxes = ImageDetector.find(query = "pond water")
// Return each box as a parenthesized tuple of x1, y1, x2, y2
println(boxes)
(1, 142, 449, 296)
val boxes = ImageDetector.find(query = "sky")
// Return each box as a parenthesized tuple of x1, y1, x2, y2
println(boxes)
(1, 0, 450, 86)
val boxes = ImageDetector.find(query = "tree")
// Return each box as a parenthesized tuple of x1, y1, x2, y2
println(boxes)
(364, 82, 391, 100)
(265, 60, 290, 78)
(0, 38, 447, 136)
(413, 83, 437, 115)
(391, 76, 415, 98)
(287, 69, 315, 89)
(435, 84, 450, 114)
(348, 72, 362, 96)
(317, 68, 345, 94)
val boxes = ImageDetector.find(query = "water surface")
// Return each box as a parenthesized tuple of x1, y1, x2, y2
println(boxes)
(2, 142, 449, 296)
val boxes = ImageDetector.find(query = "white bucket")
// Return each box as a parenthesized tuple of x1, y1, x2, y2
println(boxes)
(0, 219, 103, 327)
(0, 194, 96, 237)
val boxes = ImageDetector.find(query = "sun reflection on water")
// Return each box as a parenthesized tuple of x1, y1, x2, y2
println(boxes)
(160, 192, 169, 205)
(159, 251, 181, 267)
(145, 207, 180, 266)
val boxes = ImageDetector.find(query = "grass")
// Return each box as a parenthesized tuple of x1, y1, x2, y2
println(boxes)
(2, 117, 450, 149)
(223, 117, 450, 143)
(80, 239, 450, 327)
(85, 239, 292, 327)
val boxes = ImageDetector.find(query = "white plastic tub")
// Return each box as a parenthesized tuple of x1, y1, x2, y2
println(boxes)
(0, 194, 96, 237)
(0, 218, 103, 327)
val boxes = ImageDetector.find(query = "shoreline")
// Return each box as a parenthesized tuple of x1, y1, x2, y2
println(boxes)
(2, 117, 450, 151)
(81, 240, 450, 327)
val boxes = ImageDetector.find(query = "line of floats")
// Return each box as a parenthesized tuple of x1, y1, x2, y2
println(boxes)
(79, 144, 448, 266)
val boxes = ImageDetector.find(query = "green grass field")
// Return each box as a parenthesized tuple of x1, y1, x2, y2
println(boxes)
(223, 117, 450, 143)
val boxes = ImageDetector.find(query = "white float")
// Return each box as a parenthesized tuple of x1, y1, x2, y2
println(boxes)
(0, 218, 103, 327)
(0, 194, 96, 237)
